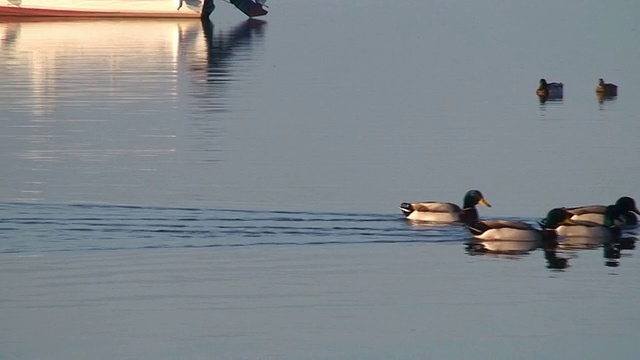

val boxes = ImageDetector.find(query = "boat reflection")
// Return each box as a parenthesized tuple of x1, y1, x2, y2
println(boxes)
(0, 18, 205, 118)
(0, 17, 266, 115)
(0, 18, 266, 203)
(0, 21, 18, 49)
(181, 17, 266, 116)
(199, 17, 266, 82)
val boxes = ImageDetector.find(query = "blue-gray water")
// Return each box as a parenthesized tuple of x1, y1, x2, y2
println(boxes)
(1, 1, 640, 359)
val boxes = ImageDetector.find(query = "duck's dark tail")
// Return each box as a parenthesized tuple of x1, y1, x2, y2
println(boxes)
(399, 202, 414, 216)
(465, 221, 487, 237)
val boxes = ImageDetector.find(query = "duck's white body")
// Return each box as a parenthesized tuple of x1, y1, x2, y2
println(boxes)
(468, 220, 543, 241)
(556, 221, 613, 239)
(402, 202, 462, 222)
(400, 190, 491, 224)
(566, 200, 638, 230)
(466, 208, 576, 244)
(567, 205, 606, 222)
(570, 213, 605, 224)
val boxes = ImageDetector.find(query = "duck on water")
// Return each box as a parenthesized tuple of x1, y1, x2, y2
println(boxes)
(399, 190, 491, 224)
(565, 196, 639, 230)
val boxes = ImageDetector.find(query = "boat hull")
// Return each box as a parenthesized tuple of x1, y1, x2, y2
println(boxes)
(0, 0, 202, 18)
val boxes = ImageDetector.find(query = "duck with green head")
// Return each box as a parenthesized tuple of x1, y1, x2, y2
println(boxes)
(466, 208, 576, 242)
(556, 205, 623, 240)
(399, 190, 491, 224)
(566, 196, 639, 230)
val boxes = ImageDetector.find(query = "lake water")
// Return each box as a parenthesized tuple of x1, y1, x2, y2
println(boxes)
(1, 1, 640, 359)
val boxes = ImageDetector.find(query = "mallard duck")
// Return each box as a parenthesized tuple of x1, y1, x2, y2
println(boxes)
(536, 78, 563, 99)
(399, 190, 491, 223)
(595, 78, 618, 96)
(466, 208, 575, 242)
(566, 196, 639, 230)
(556, 205, 622, 240)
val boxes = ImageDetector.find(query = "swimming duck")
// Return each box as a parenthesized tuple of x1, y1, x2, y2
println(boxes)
(556, 205, 623, 240)
(595, 78, 618, 96)
(566, 196, 639, 230)
(536, 78, 563, 99)
(399, 190, 491, 223)
(466, 208, 575, 242)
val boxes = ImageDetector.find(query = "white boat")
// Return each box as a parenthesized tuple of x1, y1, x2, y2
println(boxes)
(0, 0, 204, 18)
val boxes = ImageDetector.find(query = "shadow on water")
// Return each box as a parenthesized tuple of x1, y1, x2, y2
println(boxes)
(179, 17, 266, 157)
(185, 17, 266, 94)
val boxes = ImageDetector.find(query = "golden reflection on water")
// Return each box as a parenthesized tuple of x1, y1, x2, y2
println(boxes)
(0, 18, 266, 204)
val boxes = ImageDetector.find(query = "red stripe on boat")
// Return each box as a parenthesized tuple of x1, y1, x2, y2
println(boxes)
(0, 6, 200, 18)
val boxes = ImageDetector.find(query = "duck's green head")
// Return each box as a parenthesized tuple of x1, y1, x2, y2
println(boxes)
(598, 78, 605, 86)
(615, 196, 640, 215)
(541, 208, 576, 229)
(538, 78, 548, 88)
(463, 190, 491, 209)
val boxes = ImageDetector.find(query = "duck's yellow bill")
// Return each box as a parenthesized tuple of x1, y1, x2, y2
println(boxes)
(479, 198, 491, 207)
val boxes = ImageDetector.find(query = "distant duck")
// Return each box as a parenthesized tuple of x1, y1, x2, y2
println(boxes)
(536, 78, 563, 99)
(595, 78, 618, 97)
(466, 208, 575, 242)
(566, 196, 639, 230)
(399, 190, 491, 223)
(556, 205, 622, 240)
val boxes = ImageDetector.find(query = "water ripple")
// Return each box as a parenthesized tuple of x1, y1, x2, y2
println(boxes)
(0, 202, 468, 254)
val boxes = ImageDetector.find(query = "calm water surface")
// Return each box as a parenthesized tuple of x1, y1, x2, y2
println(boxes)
(1, 1, 640, 359)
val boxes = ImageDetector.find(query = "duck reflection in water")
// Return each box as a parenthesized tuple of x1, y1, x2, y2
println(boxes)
(542, 239, 570, 270)
(466, 237, 570, 270)
(603, 237, 636, 268)
(558, 235, 636, 268)
(603, 242, 621, 267)
(465, 239, 539, 257)
(596, 92, 617, 104)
